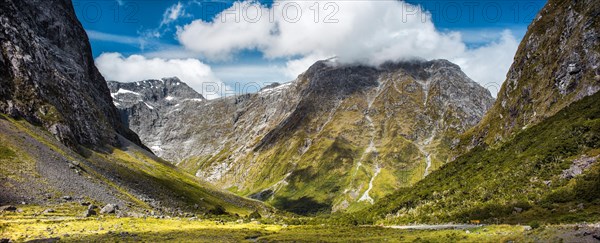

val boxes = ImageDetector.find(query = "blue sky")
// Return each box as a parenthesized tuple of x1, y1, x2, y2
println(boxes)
(73, 0, 547, 98)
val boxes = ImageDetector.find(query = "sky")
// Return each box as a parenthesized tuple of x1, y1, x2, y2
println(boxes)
(73, 0, 547, 99)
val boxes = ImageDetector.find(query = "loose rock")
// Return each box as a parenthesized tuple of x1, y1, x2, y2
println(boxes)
(0, 205, 17, 212)
(100, 204, 118, 214)
(83, 205, 96, 217)
(42, 209, 55, 214)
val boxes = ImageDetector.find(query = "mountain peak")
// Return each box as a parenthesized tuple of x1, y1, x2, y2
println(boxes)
(108, 78, 204, 106)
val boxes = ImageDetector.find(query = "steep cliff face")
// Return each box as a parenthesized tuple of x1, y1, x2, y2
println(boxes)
(0, 0, 140, 148)
(0, 0, 267, 216)
(113, 59, 494, 214)
(462, 0, 600, 149)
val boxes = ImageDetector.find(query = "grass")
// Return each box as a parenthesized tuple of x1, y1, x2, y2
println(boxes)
(0, 207, 558, 242)
(0, 120, 44, 182)
(0, 145, 16, 160)
(84, 145, 267, 217)
(0, 205, 278, 242)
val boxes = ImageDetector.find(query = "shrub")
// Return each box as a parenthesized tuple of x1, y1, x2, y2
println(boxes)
(208, 205, 227, 215)
(529, 221, 541, 229)
(248, 210, 262, 219)
(0, 145, 16, 159)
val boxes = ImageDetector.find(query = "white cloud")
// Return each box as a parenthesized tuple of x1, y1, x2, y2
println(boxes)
(283, 54, 329, 79)
(176, 0, 519, 95)
(95, 53, 226, 99)
(86, 30, 178, 53)
(176, 1, 273, 60)
(451, 30, 519, 97)
(86, 30, 139, 45)
(177, 1, 466, 62)
(161, 2, 186, 27)
(213, 64, 288, 84)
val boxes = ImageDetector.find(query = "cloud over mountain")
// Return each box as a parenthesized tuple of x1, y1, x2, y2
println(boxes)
(176, 0, 519, 96)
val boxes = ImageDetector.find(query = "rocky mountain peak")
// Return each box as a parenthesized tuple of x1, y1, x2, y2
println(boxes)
(301, 60, 380, 99)
(108, 77, 204, 106)
(107, 78, 206, 156)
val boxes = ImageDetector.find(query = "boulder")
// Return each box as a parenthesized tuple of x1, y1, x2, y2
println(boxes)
(567, 63, 581, 75)
(83, 205, 96, 217)
(0, 205, 17, 212)
(42, 209, 56, 214)
(100, 204, 118, 214)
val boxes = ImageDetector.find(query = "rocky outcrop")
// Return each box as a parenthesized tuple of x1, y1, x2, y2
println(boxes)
(462, 0, 600, 149)
(113, 59, 494, 213)
(561, 155, 599, 179)
(108, 78, 206, 157)
(0, 0, 141, 149)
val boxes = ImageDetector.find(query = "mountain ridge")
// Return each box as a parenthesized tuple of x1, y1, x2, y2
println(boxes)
(111, 58, 495, 214)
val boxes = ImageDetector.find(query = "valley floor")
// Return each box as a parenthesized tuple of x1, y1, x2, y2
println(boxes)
(1, 205, 599, 242)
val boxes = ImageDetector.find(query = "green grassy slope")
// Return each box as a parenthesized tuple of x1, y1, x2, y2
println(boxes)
(0, 114, 268, 216)
(348, 91, 600, 225)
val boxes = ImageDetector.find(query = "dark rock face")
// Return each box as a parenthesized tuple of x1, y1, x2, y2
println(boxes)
(0, 0, 141, 148)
